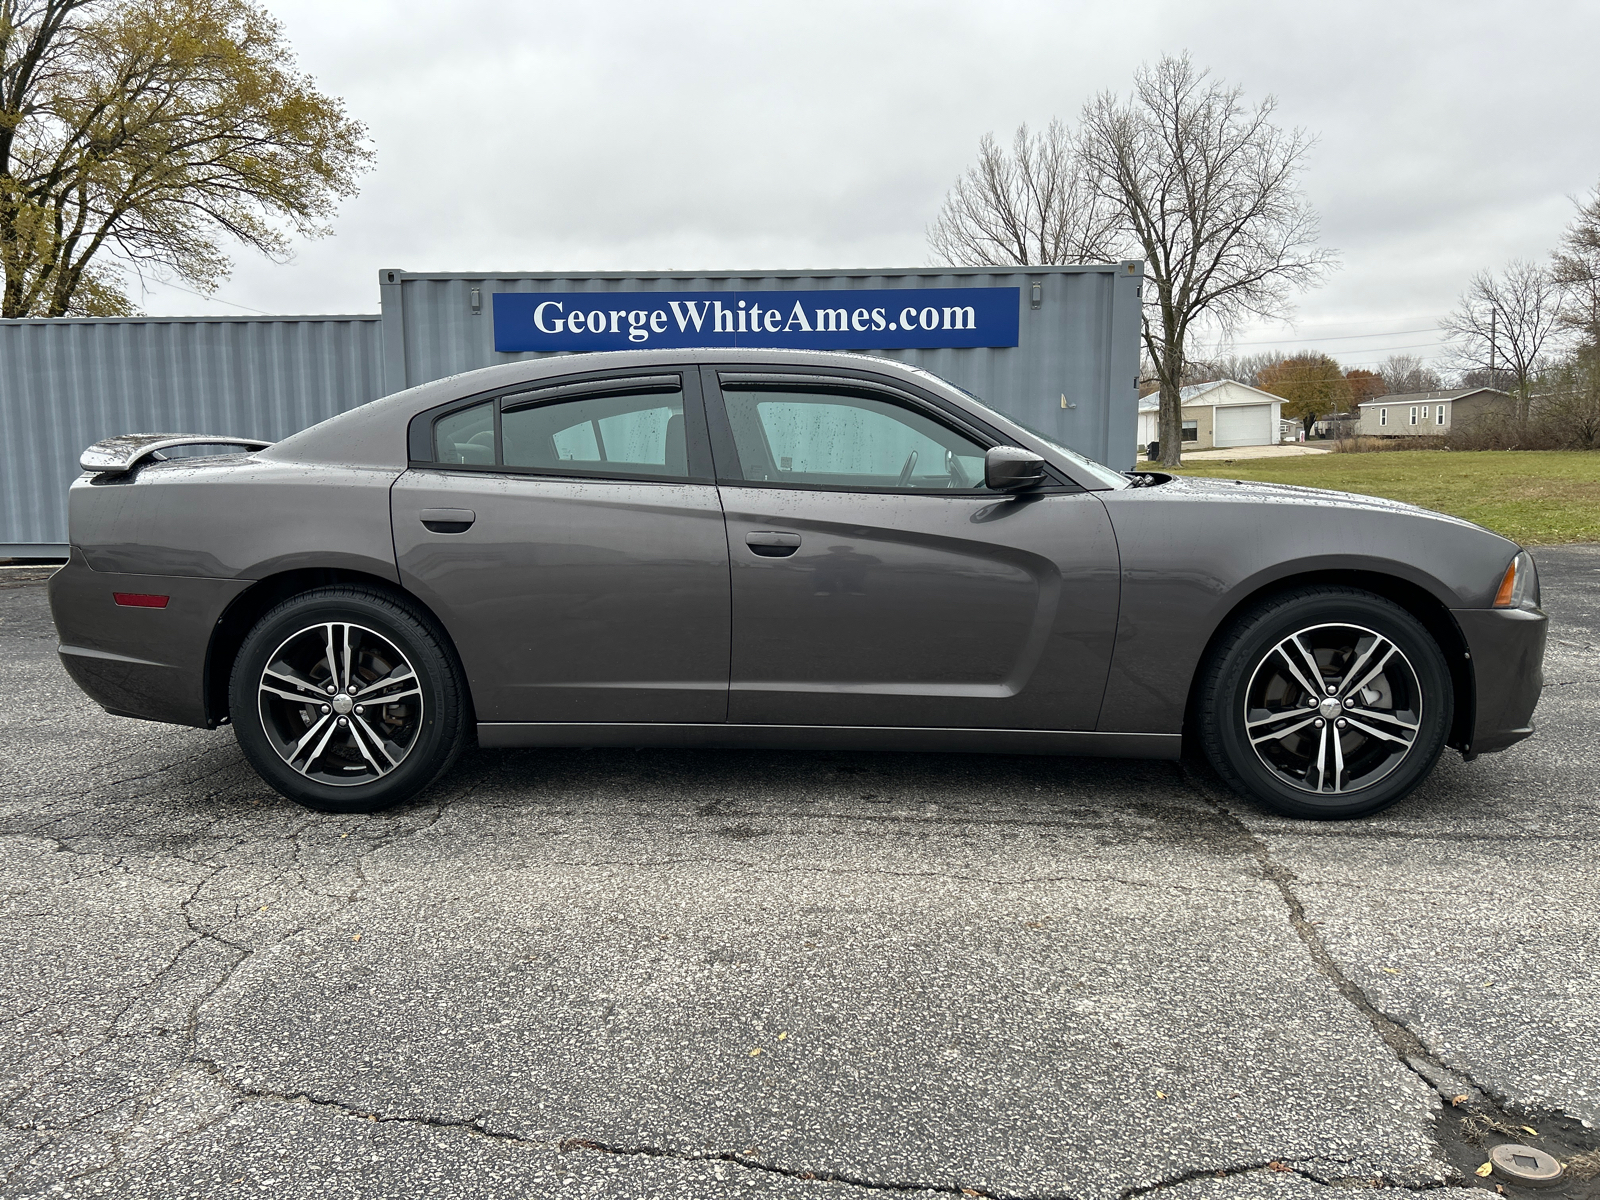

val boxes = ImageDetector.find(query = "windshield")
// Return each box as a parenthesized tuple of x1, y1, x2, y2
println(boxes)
(949, 386, 1130, 490)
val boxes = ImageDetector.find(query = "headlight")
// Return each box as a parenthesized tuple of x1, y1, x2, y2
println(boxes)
(1493, 550, 1540, 610)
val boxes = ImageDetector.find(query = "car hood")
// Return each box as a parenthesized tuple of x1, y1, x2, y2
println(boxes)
(1147, 473, 1513, 544)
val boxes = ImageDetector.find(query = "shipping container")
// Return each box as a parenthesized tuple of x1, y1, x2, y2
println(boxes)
(1, 263, 1141, 555)
(379, 264, 1143, 472)
(0, 315, 383, 555)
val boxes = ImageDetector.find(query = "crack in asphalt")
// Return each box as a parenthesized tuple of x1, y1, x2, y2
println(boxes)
(1117, 1159, 1453, 1196)
(556, 1134, 1086, 1199)
(160, 1070, 1033, 1199)
(1186, 767, 1598, 1193)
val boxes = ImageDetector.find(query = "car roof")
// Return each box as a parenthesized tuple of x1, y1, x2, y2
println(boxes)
(262, 349, 962, 470)
(259, 347, 1125, 491)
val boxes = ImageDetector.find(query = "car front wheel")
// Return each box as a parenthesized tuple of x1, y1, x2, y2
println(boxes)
(228, 586, 470, 813)
(1197, 586, 1453, 819)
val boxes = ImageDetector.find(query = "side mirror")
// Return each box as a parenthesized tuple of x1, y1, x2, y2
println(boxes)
(984, 445, 1047, 491)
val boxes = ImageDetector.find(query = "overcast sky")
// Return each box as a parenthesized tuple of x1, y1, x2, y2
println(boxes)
(132, 0, 1600, 373)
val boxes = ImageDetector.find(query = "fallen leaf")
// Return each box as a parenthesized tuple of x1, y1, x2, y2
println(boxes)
(1382, 967, 1399, 975)
(258, 905, 268, 913)
(750, 1048, 762, 1057)
(1155, 1091, 1167, 1099)
(1482, 981, 1494, 988)
(1521, 1125, 1538, 1135)
(777, 1032, 788, 1041)
(1451, 1094, 1470, 1106)
(351, 933, 362, 942)
(1267, 1162, 1290, 1172)
(1476, 1162, 1494, 1177)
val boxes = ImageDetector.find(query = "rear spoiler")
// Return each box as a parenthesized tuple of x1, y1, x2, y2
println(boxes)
(79, 433, 273, 476)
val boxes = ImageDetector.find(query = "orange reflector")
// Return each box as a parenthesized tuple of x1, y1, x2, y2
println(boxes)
(1492, 561, 1518, 608)
(113, 592, 169, 608)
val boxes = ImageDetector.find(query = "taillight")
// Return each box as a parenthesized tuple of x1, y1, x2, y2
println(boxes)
(113, 593, 169, 608)
(1492, 552, 1539, 610)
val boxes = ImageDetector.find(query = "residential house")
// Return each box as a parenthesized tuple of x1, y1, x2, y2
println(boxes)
(1355, 388, 1513, 437)
(1137, 380, 1286, 455)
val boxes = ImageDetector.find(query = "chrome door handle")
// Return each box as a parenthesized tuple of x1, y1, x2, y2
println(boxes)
(420, 508, 476, 533)
(745, 531, 801, 557)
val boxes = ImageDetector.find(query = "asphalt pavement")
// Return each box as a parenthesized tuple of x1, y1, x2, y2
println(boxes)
(1, 547, 1597, 1200)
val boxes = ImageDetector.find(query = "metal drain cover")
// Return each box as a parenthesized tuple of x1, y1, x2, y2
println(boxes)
(1489, 1143, 1563, 1187)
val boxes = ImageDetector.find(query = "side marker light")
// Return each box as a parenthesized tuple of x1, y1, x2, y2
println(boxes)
(1492, 561, 1518, 608)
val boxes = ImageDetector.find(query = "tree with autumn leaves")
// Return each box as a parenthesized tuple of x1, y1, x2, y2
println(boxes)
(1257, 353, 1364, 437)
(0, 0, 372, 317)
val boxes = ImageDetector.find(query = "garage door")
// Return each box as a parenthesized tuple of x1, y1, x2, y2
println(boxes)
(1214, 404, 1273, 448)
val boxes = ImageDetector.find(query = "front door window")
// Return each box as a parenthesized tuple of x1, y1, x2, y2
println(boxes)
(720, 387, 989, 490)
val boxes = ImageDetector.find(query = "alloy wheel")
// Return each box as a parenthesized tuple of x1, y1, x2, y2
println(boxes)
(256, 622, 424, 786)
(1243, 622, 1422, 795)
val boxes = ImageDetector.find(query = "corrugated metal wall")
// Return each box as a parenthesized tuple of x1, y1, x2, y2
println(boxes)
(0, 315, 383, 552)
(378, 265, 1144, 471)
(2, 265, 1142, 553)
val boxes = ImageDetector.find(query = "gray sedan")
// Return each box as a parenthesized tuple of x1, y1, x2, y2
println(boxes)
(48, 350, 1546, 818)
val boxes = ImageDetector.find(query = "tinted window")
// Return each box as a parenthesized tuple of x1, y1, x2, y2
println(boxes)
(502, 388, 687, 478)
(721, 388, 988, 490)
(434, 402, 495, 465)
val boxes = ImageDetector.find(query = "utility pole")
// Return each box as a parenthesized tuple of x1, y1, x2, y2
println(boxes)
(1489, 308, 1497, 387)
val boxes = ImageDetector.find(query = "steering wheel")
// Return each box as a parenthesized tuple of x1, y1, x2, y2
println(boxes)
(896, 449, 919, 487)
(944, 448, 970, 488)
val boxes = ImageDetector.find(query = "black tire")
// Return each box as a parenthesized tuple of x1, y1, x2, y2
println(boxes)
(1197, 586, 1453, 819)
(228, 586, 470, 813)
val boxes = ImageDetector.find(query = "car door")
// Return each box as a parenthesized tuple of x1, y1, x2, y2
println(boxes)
(392, 368, 730, 725)
(702, 366, 1120, 731)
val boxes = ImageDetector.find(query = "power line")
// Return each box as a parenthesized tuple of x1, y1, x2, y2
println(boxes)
(1223, 325, 1443, 347)
(1197, 340, 1451, 362)
(135, 279, 272, 315)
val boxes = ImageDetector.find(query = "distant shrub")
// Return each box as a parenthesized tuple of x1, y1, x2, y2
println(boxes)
(1327, 435, 1409, 453)
(1443, 414, 1578, 451)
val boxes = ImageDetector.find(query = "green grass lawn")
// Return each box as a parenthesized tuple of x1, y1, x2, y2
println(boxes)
(1165, 449, 1600, 546)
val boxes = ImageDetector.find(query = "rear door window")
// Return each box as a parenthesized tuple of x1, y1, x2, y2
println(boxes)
(505, 391, 685, 477)
(424, 377, 695, 481)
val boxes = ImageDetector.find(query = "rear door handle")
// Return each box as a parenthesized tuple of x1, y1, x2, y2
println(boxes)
(745, 531, 801, 557)
(420, 507, 476, 533)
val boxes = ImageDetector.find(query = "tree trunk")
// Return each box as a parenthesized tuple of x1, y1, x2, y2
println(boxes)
(1158, 375, 1183, 467)
(1157, 327, 1184, 467)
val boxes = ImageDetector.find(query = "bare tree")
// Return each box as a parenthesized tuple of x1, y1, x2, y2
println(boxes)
(1552, 181, 1600, 346)
(1539, 347, 1600, 449)
(1187, 350, 1285, 388)
(1076, 55, 1336, 466)
(927, 120, 1118, 267)
(1378, 353, 1442, 395)
(1441, 260, 1565, 421)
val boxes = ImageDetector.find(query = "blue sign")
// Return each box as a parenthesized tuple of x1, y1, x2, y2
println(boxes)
(492, 287, 1020, 353)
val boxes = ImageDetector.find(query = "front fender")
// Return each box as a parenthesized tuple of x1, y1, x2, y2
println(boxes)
(1095, 483, 1519, 734)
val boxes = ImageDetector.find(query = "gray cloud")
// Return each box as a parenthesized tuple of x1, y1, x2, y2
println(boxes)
(134, 0, 1600, 371)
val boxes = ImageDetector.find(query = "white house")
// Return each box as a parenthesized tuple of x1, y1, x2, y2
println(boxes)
(1136, 380, 1285, 455)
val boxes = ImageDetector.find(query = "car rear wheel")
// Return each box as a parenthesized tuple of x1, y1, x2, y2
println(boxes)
(1197, 586, 1453, 819)
(229, 586, 470, 813)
